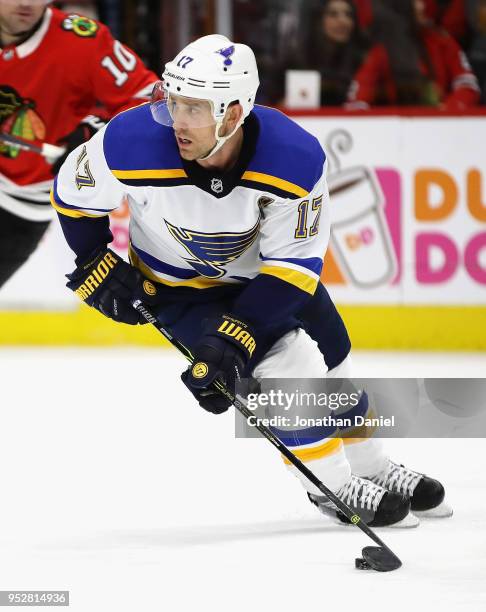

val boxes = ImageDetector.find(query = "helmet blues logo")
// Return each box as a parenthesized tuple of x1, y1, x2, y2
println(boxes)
(216, 45, 235, 66)
(165, 218, 260, 278)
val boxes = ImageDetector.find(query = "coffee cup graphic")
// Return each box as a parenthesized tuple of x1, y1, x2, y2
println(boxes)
(328, 165, 397, 288)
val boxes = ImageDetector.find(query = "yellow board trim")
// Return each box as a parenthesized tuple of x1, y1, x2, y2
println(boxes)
(111, 168, 188, 180)
(338, 305, 486, 350)
(0, 306, 171, 346)
(1, 306, 486, 348)
(241, 171, 309, 198)
(282, 438, 343, 465)
(50, 191, 106, 219)
(260, 265, 318, 295)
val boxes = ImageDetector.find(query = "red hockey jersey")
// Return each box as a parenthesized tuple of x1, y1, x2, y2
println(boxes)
(0, 7, 158, 220)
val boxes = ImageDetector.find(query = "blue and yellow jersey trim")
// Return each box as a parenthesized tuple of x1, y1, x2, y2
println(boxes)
(259, 255, 322, 296)
(240, 170, 309, 200)
(50, 178, 114, 219)
(112, 167, 311, 196)
(111, 168, 190, 187)
(260, 265, 318, 295)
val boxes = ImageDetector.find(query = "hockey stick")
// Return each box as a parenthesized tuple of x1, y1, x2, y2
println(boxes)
(132, 299, 402, 572)
(0, 133, 66, 162)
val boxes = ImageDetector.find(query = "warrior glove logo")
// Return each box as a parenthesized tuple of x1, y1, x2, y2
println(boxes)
(143, 280, 157, 296)
(165, 217, 260, 279)
(74, 251, 118, 300)
(217, 315, 256, 358)
(192, 362, 209, 379)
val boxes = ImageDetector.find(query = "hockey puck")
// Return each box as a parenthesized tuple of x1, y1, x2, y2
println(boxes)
(355, 557, 372, 570)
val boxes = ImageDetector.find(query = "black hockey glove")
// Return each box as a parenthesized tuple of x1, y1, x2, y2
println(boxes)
(66, 247, 158, 325)
(181, 314, 257, 414)
(52, 115, 106, 175)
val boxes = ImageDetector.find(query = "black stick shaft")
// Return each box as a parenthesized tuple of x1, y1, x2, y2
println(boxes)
(132, 299, 400, 560)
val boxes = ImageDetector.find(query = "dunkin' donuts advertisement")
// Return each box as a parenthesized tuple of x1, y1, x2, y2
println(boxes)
(0, 116, 485, 309)
(297, 117, 486, 305)
(324, 130, 400, 292)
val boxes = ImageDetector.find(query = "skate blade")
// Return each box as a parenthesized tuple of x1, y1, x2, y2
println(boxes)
(413, 501, 453, 518)
(386, 512, 420, 528)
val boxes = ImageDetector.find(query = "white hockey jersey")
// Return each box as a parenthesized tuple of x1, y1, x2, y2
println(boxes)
(52, 103, 329, 298)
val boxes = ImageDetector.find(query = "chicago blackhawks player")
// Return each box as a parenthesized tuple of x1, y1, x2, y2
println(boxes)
(0, 0, 158, 287)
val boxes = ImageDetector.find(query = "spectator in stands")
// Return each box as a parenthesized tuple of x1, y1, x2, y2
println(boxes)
(309, 0, 370, 105)
(267, 0, 369, 106)
(354, 0, 439, 30)
(347, 0, 480, 108)
(441, 0, 486, 102)
(280, 0, 369, 106)
(353, 0, 373, 30)
(441, 0, 467, 40)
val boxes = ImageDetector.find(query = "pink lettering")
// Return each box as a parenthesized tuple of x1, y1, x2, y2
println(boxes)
(416, 233, 459, 284)
(464, 233, 486, 285)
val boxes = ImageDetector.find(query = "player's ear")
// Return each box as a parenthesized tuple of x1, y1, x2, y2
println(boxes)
(222, 102, 243, 135)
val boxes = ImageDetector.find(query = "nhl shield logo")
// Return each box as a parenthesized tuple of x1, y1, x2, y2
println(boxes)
(210, 178, 223, 194)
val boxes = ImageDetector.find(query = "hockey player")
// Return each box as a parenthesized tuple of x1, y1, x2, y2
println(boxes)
(0, 0, 158, 288)
(52, 34, 451, 527)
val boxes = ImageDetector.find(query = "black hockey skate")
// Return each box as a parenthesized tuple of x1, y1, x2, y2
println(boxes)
(308, 474, 419, 528)
(366, 459, 453, 518)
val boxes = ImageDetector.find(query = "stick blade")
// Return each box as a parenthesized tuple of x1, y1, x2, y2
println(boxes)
(361, 546, 402, 572)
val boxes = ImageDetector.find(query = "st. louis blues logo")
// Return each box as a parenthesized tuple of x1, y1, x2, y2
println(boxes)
(165, 217, 260, 279)
(216, 45, 235, 66)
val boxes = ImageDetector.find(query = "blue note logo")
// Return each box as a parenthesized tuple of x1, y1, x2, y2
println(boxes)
(164, 218, 260, 279)
(216, 45, 235, 67)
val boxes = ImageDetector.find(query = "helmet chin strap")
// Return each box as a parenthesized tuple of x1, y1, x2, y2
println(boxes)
(197, 118, 244, 161)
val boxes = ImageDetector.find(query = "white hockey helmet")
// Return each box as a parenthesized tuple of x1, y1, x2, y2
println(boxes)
(151, 34, 259, 159)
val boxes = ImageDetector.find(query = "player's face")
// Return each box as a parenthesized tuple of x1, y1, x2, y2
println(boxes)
(322, 0, 354, 44)
(0, 1, 47, 36)
(170, 95, 218, 160)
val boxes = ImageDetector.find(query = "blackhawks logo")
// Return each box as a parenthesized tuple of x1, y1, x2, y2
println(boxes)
(62, 14, 99, 38)
(0, 86, 46, 159)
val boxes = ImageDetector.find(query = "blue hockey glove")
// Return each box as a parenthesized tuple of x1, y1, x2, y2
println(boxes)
(66, 247, 158, 325)
(181, 314, 257, 414)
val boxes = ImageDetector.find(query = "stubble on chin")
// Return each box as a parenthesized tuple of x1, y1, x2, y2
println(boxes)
(179, 149, 197, 161)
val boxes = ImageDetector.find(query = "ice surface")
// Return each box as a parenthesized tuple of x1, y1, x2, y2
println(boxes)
(0, 348, 484, 612)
